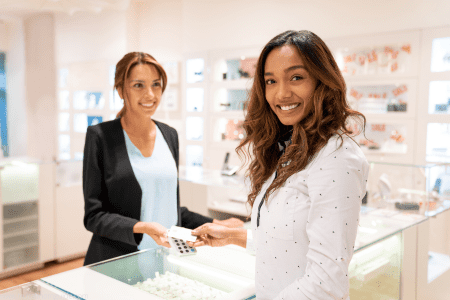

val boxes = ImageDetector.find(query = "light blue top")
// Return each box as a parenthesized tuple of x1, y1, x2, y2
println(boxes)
(123, 125, 178, 251)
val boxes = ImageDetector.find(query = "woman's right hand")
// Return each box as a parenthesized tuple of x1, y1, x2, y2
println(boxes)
(133, 222, 170, 248)
(189, 223, 247, 248)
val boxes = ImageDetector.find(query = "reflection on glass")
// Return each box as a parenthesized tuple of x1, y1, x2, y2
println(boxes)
(59, 91, 70, 110)
(215, 118, 245, 141)
(349, 234, 401, 299)
(355, 123, 407, 154)
(109, 65, 116, 86)
(59, 68, 68, 88)
(58, 112, 70, 132)
(73, 91, 105, 110)
(215, 89, 247, 111)
(426, 123, 450, 163)
(186, 117, 203, 141)
(429, 81, 450, 114)
(334, 43, 411, 76)
(431, 37, 450, 73)
(87, 115, 103, 127)
(186, 88, 204, 112)
(348, 84, 408, 114)
(73, 113, 88, 133)
(186, 58, 204, 83)
(58, 134, 70, 160)
(223, 57, 257, 80)
(109, 89, 122, 111)
(186, 145, 203, 167)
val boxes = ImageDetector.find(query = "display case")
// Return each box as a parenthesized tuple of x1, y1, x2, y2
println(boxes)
(0, 157, 55, 278)
(0, 281, 73, 300)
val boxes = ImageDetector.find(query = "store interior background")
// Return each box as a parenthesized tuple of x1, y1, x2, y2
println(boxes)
(1, 0, 450, 299)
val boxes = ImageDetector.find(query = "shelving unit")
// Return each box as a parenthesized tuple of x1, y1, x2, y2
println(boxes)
(1, 164, 40, 271)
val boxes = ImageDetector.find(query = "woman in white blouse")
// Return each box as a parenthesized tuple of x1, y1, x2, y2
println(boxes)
(189, 30, 369, 300)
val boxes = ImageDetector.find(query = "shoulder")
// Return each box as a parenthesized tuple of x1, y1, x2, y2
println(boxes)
(308, 134, 368, 171)
(87, 118, 120, 135)
(154, 120, 178, 139)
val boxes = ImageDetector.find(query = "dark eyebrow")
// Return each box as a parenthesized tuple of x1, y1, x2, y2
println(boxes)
(264, 65, 306, 76)
(130, 79, 161, 83)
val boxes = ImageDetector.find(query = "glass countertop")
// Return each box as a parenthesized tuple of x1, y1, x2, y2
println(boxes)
(179, 166, 247, 189)
(40, 246, 256, 300)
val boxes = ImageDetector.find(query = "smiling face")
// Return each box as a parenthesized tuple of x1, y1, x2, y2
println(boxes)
(264, 45, 318, 126)
(118, 63, 162, 118)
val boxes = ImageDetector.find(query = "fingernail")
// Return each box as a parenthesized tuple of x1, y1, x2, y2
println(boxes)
(191, 231, 197, 234)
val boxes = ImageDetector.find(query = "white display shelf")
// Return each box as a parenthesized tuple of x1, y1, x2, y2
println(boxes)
(3, 228, 38, 239)
(428, 251, 450, 283)
(4, 242, 39, 254)
(3, 215, 37, 225)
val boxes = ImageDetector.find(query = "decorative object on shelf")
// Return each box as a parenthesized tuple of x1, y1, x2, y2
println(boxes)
(222, 119, 245, 141)
(347, 84, 408, 114)
(335, 43, 411, 76)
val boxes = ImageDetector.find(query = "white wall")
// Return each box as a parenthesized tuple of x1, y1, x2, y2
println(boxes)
(55, 10, 127, 64)
(5, 17, 27, 157)
(179, 0, 450, 52)
(24, 13, 57, 161)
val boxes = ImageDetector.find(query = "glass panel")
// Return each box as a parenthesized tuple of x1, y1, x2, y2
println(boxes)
(59, 90, 70, 110)
(215, 89, 247, 111)
(109, 65, 115, 86)
(223, 57, 257, 80)
(73, 113, 88, 133)
(186, 88, 204, 112)
(334, 43, 412, 76)
(214, 118, 245, 141)
(59, 68, 68, 88)
(186, 117, 203, 141)
(87, 248, 254, 299)
(348, 84, 408, 114)
(357, 123, 407, 154)
(186, 145, 203, 167)
(0, 282, 69, 299)
(429, 81, 450, 114)
(58, 134, 70, 160)
(162, 88, 178, 111)
(350, 233, 402, 299)
(163, 61, 179, 84)
(109, 89, 122, 111)
(186, 58, 204, 83)
(431, 37, 450, 73)
(73, 91, 105, 110)
(58, 112, 70, 132)
(87, 115, 102, 127)
(0, 162, 39, 204)
(427, 123, 450, 163)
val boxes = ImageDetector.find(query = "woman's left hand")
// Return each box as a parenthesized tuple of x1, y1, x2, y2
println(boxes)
(213, 217, 244, 228)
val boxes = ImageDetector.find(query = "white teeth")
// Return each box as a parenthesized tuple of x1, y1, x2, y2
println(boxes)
(141, 103, 154, 107)
(280, 103, 300, 111)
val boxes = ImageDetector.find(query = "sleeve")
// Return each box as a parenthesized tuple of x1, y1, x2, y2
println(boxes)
(245, 229, 256, 256)
(180, 206, 213, 229)
(275, 145, 369, 300)
(83, 126, 142, 246)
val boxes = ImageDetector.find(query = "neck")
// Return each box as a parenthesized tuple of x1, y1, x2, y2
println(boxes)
(121, 113, 155, 137)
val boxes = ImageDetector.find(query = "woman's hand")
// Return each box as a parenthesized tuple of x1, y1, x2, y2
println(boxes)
(188, 223, 247, 248)
(213, 217, 244, 228)
(133, 222, 170, 248)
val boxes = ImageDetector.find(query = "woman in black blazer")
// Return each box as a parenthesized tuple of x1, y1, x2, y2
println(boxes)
(83, 52, 242, 265)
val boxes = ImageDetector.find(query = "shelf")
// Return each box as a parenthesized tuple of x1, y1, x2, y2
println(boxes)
(3, 215, 38, 225)
(3, 228, 38, 239)
(3, 245, 39, 269)
(3, 201, 38, 221)
(4, 242, 39, 254)
(428, 251, 450, 283)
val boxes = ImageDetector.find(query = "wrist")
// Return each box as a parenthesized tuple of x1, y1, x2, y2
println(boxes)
(229, 228, 247, 248)
(133, 222, 152, 234)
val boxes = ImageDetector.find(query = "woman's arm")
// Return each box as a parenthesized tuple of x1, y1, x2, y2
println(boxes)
(189, 223, 247, 248)
(275, 142, 369, 300)
(83, 126, 143, 246)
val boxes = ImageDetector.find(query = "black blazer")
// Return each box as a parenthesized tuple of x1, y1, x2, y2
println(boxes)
(82, 118, 212, 265)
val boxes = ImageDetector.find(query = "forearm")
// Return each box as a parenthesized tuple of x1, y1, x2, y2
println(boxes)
(133, 221, 148, 234)
(229, 228, 247, 248)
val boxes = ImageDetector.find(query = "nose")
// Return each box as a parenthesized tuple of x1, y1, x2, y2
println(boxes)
(145, 86, 155, 99)
(276, 81, 292, 100)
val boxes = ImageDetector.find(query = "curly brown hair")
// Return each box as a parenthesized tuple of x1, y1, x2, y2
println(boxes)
(236, 30, 366, 209)
(115, 52, 167, 118)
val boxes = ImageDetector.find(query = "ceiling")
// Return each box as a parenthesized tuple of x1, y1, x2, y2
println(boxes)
(0, 0, 131, 15)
